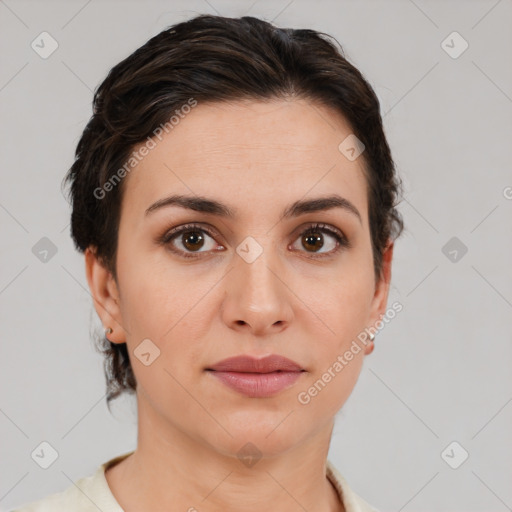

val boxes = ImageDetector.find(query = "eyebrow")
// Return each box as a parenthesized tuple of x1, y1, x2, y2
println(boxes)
(145, 193, 362, 224)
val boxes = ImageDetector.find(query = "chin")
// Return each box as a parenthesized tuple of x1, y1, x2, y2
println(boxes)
(200, 410, 313, 461)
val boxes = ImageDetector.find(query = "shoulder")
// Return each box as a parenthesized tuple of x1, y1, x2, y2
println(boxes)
(10, 451, 133, 512)
(11, 471, 103, 512)
(326, 459, 381, 512)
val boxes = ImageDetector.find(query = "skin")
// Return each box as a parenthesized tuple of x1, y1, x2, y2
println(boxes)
(85, 97, 393, 512)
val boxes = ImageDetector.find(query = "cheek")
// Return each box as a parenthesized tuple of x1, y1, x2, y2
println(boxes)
(296, 315, 366, 416)
(116, 240, 193, 334)
(306, 268, 374, 351)
(116, 251, 219, 377)
(296, 268, 373, 405)
(297, 358, 363, 418)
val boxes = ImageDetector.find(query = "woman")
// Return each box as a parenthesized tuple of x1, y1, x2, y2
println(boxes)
(14, 13, 403, 512)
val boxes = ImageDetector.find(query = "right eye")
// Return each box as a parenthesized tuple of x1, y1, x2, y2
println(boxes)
(160, 223, 225, 259)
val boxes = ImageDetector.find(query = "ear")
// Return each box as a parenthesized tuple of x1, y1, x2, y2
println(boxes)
(364, 239, 394, 355)
(85, 247, 126, 344)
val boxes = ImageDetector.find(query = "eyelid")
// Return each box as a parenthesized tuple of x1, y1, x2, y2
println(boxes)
(158, 222, 220, 244)
(293, 222, 346, 242)
(290, 222, 351, 255)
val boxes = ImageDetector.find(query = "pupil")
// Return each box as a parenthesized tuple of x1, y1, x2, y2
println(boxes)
(303, 232, 323, 251)
(183, 231, 204, 251)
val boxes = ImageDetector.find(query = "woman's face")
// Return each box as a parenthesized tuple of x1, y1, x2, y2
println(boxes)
(88, 98, 393, 458)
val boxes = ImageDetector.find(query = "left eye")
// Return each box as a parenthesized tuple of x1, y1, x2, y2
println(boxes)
(290, 223, 347, 257)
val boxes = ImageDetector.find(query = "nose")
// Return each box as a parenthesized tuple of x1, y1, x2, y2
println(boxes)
(221, 248, 294, 337)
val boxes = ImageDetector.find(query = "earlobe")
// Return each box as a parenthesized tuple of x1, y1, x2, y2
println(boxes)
(85, 247, 125, 343)
(364, 341, 375, 355)
(362, 331, 376, 355)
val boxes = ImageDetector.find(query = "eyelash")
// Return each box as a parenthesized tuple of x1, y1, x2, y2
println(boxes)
(158, 222, 350, 260)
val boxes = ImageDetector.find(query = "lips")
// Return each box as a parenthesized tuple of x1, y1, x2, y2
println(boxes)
(207, 354, 304, 373)
(206, 355, 305, 398)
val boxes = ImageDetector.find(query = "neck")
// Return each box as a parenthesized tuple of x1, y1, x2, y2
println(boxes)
(106, 396, 344, 512)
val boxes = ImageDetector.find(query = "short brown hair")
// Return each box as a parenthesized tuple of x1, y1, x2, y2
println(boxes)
(62, 14, 404, 408)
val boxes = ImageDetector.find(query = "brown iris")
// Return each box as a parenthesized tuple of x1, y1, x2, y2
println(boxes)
(182, 230, 205, 251)
(302, 231, 324, 252)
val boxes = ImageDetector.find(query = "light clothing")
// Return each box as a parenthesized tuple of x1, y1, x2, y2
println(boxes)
(12, 451, 379, 512)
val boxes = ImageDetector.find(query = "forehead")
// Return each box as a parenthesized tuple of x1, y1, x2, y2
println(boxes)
(120, 98, 369, 223)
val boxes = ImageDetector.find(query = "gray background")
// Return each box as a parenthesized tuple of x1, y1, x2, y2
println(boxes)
(1, 0, 511, 511)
